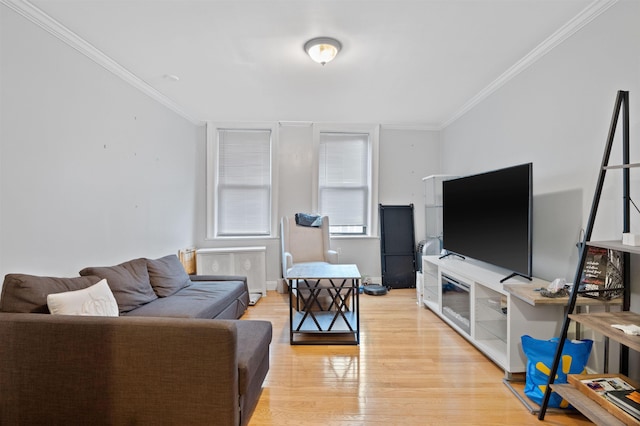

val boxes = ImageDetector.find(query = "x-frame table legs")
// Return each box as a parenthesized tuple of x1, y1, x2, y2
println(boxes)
(289, 276, 360, 345)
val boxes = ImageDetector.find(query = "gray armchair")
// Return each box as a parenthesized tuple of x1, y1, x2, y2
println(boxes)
(280, 215, 338, 276)
(280, 215, 339, 309)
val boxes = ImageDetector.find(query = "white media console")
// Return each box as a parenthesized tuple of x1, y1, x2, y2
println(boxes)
(421, 256, 620, 375)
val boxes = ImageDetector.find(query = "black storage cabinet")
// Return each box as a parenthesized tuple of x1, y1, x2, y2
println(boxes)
(379, 204, 416, 288)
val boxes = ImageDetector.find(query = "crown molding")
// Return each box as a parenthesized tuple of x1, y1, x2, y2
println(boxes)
(3, 0, 616, 131)
(278, 121, 313, 128)
(442, 0, 618, 129)
(380, 123, 441, 132)
(1, 0, 204, 126)
(277, 121, 439, 131)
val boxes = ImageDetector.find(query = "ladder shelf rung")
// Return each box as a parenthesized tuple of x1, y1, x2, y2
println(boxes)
(602, 162, 640, 170)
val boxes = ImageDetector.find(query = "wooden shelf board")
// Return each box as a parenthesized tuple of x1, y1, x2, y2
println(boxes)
(551, 383, 627, 426)
(602, 162, 640, 170)
(588, 240, 640, 255)
(568, 311, 640, 352)
(567, 374, 640, 426)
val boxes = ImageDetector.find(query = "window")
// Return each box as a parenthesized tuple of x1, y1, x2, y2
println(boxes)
(207, 124, 277, 238)
(313, 125, 379, 236)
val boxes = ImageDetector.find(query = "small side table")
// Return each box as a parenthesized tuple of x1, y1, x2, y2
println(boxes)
(287, 263, 361, 345)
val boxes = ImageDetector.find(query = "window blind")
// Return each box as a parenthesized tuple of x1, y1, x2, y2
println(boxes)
(217, 129, 271, 236)
(318, 132, 369, 234)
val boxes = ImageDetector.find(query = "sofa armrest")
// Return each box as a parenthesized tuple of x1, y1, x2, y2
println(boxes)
(0, 313, 241, 425)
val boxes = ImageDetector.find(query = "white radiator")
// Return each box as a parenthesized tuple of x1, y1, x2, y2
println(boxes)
(196, 247, 267, 298)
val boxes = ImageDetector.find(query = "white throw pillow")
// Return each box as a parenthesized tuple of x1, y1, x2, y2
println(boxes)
(47, 278, 119, 317)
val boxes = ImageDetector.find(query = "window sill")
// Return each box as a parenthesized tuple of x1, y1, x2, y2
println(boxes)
(330, 235, 380, 240)
(205, 235, 279, 241)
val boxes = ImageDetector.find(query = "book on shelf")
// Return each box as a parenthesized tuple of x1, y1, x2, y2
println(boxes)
(605, 390, 640, 420)
(579, 246, 624, 299)
(580, 376, 636, 395)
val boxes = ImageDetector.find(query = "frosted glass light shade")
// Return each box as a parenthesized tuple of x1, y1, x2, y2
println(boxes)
(304, 37, 341, 65)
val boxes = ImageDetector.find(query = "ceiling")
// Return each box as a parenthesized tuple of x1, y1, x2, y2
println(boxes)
(24, 0, 597, 127)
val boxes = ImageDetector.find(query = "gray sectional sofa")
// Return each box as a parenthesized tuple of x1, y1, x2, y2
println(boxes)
(0, 254, 272, 426)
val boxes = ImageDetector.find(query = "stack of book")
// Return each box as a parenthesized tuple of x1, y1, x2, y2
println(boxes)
(570, 374, 640, 423)
(605, 389, 640, 421)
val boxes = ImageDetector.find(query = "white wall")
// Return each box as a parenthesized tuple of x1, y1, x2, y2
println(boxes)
(3, 0, 637, 378)
(379, 127, 441, 242)
(8, 0, 636, 304)
(440, 0, 640, 377)
(194, 124, 441, 286)
(0, 0, 441, 290)
(0, 5, 200, 278)
(442, 0, 639, 284)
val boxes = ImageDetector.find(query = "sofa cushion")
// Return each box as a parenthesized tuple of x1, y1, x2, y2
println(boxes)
(0, 274, 101, 313)
(146, 254, 191, 297)
(47, 279, 119, 317)
(125, 281, 246, 319)
(79, 258, 157, 314)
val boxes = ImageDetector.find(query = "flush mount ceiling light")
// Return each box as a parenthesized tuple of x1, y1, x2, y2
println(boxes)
(304, 37, 341, 65)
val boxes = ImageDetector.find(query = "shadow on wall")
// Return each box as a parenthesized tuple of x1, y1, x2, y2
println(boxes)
(533, 189, 583, 282)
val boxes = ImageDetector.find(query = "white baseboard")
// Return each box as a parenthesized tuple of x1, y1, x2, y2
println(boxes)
(266, 280, 279, 292)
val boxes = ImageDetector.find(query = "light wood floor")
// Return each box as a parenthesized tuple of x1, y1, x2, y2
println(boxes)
(242, 289, 592, 425)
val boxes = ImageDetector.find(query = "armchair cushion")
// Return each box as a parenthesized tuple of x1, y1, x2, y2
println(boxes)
(288, 226, 326, 263)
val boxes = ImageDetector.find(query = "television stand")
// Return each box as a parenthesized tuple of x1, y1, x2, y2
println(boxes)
(500, 272, 532, 283)
(422, 255, 621, 375)
(422, 256, 568, 374)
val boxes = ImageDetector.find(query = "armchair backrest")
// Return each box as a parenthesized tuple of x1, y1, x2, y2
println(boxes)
(280, 216, 336, 276)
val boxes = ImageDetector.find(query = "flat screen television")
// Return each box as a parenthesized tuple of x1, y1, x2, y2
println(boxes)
(442, 163, 532, 281)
